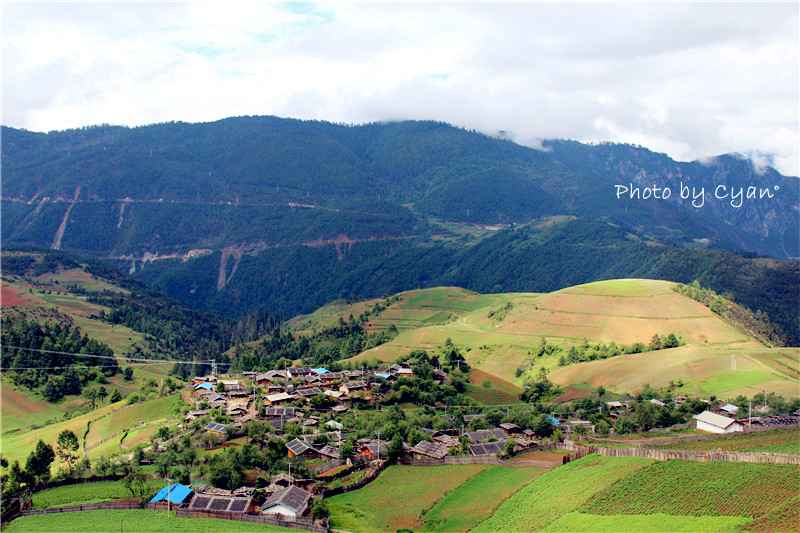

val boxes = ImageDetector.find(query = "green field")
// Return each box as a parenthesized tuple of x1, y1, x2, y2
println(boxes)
(580, 460, 799, 518)
(421, 465, 545, 532)
(31, 479, 164, 509)
(327, 464, 489, 532)
(472, 455, 654, 532)
(1, 510, 292, 533)
(86, 395, 183, 450)
(540, 512, 751, 532)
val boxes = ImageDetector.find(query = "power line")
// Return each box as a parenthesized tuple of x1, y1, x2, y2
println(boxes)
(1, 345, 211, 366)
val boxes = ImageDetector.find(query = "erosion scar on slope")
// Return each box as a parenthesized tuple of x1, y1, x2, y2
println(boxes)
(217, 243, 245, 289)
(51, 187, 81, 250)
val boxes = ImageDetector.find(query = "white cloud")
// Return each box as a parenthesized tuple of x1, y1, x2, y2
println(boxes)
(2, 1, 798, 176)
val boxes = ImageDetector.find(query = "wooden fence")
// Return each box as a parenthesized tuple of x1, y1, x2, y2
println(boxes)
(173, 508, 328, 533)
(556, 442, 800, 464)
(20, 501, 143, 516)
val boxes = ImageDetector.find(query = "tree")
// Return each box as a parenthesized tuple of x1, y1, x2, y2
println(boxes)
(122, 469, 150, 505)
(387, 434, 405, 463)
(83, 388, 99, 409)
(123, 367, 134, 381)
(56, 429, 79, 470)
(109, 388, 122, 403)
(25, 440, 55, 487)
(504, 438, 516, 456)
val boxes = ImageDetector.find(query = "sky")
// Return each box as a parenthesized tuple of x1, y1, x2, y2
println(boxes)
(3, 1, 799, 176)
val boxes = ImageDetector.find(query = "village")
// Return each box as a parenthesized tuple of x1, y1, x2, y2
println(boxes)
(125, 361, 799, 531)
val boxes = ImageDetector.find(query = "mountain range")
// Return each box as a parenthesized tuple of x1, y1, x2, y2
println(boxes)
(2, 117, 798, 342)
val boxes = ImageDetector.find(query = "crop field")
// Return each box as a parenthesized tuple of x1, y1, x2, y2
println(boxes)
(85, 395, 182, 450)
(472, 455, 653, 532)
(0, 381, 68, 435)
(646, 427, 800, 455)
(31, 479, 164, 509)
(580, 460, 799, 518)
(741, 496, 800, 533)
(327, 464, 489, 532)
(421, 465, 545, 532)
(1, 510, 289, 533)
(540, 512, 751, 532)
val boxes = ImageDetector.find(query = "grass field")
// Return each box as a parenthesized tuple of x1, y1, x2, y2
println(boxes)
(741, 496, 800, 533)
(540, 512, 751, 532)
(472, 454, 654, 532)
(580, 460, 799, 518)
(646, 427, 800, 455)
(420, 465, 545, 532)
(1, 510, 292, 533)
(31, 479, 164, 509)
(0, 380, 72, 435)
(327, 464, 489, 532)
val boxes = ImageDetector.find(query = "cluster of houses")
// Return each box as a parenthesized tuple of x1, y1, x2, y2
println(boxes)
(149, 474, 316, 521)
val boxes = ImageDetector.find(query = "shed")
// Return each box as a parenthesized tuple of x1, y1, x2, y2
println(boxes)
(410, 440, 449, 459)
(194, 383, 213, 392)
(259, 485, 312, 518)
(204, 422, 227, 436)
(694, 410, 744, 434)
(265, 392, 294, 405)
(286, 438, 319, 458)
(468, 440, 506, 456)
(150, 483, 193, 505)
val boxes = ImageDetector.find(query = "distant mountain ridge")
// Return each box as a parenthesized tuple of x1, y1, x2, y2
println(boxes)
(2, 117, 798, 341)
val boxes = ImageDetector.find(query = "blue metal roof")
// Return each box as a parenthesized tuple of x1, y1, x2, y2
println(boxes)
(374, 372, 391, 379)
(545, 415, 560, 426)
(194, 383, 212, 390)
(150, 483, 193, 504)
(312, 367, 330, 374)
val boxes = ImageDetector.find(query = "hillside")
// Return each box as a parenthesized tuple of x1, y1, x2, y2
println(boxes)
(2, 117, 798, 342)
(296, 280, 799, 399)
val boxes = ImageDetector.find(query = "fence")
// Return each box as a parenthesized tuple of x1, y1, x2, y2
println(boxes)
(174, 508, 328, 532)
(20, 501, 143, 516)
(555, 442, 799, 464)
(323, 460, 389, 497)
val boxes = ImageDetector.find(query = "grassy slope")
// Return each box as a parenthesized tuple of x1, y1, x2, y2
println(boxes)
(31, 479, 164, 509)
(471, 455, 654, 532)
(645, 427, 800, 455)
(329, 280, 798, 398)
(2, 394, 185, 466)
(541, 513, 750, 532)
(327, 464, 489, 532)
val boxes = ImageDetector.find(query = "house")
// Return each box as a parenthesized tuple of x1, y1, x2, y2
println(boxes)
(259, 485, 313, 519)
(194, 382, 213, 392)
(694, 410, 744, 434)
(150, 483, 194, 506)
(468, 440, 506, 456)
(312, 367, 330, 375)
(563, 420, 595, 434)
(323, 389, 345, 400)
(265, 392, 294, 405)
(720, 403, 739, 415)
(358, 441, 388, 457)
(287, 367, 313, 380)
(264, 406, 296, 417)
(185, 409, 211, 422)
(463, 414, 486, 423)
(303, 374, 322, 386)
(500, 422, 521, 436)
(340, 381, 369, 395)
(294, 387, 323, 400)
(204, 422, 227, 437)
(434, 434, 460, 447)
(256, 371, 286, 384)
(410, 440, 449, 460)
(219, 379, 243, 392)
(321, 372, 347, 385)
(464, 428, 506, 442)
(324, 420, 343, 430)
(188, 491, 252, 514)
(606, 401, 624, 410)
(395, 368, 414, 378)
(318, 445, 340, 460)
(286, 438, 319, 458)
(433, 369, 447, 382)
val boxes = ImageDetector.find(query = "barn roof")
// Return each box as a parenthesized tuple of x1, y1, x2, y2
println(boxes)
(204, 422, 227, 433)
(694, 410, 740, 429)
(150, 484, 193, 504)
(287, 438, 316, 455)
(468, 440, 506, 456)
(410, 440, 449, 459)
(264, 406, 295, 417)
(260, 485, 312, 515)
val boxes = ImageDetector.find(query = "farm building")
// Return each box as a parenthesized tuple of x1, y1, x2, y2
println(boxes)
(185, 409, 210, 422)
(694, 410, 744, 434)
(194, 382, 213, 392)
(312, 367, 330, 374)
(204, 422, 227, 437)
(720, 403, 739, 415)
(287, 367, 313, 379)
(188, 492, 253, 514)
(464, 428, 506, 442)
(340, 381, 369, 395)
(294, 387, 323, 400)
(468, 440, 506, 456)
(318, 445, 340, 460)
(358, 441, 388, 457)
(150, 484, 194, 506)
(410, 440, 449, 459)
(265, 392, 294, 405)
(500, 422, 521, 435)
(264, 406, 295, 417)
(286, 438, 319, 458)
(259, 485, 313, 519)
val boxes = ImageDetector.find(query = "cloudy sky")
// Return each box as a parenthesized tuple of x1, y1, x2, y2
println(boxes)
(3, 1, 798, 175)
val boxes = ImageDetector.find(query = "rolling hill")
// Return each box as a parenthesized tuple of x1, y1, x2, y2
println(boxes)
(293, 279, 799, 399)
